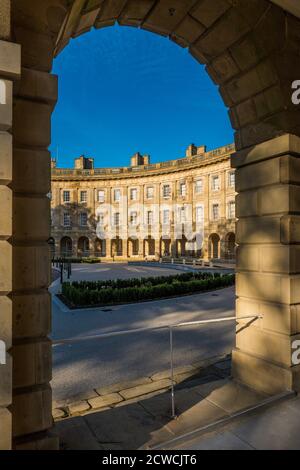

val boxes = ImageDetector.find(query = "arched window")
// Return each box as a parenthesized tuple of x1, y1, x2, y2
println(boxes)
(0, 80, 6, 105)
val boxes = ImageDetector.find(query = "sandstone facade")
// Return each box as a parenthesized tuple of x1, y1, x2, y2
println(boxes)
(50, 144, 236, 261)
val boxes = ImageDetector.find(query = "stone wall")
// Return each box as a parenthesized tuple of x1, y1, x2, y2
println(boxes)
(0, 0, 299, 449)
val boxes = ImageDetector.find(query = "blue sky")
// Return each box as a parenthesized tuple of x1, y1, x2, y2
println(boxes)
(51, 24, 233, 169)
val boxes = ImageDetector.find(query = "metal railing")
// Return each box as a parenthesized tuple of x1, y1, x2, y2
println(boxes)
(52, 314, 261, 418)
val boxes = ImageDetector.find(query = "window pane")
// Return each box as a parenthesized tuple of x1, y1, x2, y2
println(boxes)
(163, 210, 170, 224)
(163, 185, 171, 198)
(229, 172, 235, 187)
(114, 213, 120, 226)
(212, 204, 219, 220)
(114, 189, 121, 201)
(147, 187, 154, 198)
(147, 211, 153, 225)
(228, 201, 235, 219)
(63, 212, 71, 227)
(130, 188, 137, 200)
(180, 183, 186, 196)
(212, 176, 220, 191)
(98, 190, 105, 202)
(63, 191, 70, 203)
(80, 213, 88, 226)
(195, 180, 203, 194)
(196, 206, 204, 222)
(80, 191, 87, 202)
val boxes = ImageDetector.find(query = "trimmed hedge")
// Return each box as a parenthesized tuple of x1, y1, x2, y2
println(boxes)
(61, 272, 235, 308)
(70, 271, 223, 290)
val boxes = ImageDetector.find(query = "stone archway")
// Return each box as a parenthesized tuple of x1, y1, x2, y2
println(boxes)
(128, 238, 139, 257)
(47, 237, 55, 258)
(208, 233, 221, 259)
(176, 235, 187, 257)
(111, 237, 123, 257)
(77, 236, 90, 257)
(161, 238, 171, 257)
(224, 232, 236, 260)
(1, 0, 300, 450)
(60, 236, 72, 257)
(144, 236, 155, 257)
(94, 237, 105, 257)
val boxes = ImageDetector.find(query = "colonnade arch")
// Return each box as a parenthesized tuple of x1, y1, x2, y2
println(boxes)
(208, 233, 221, 260)
(0, 0, 299, 450)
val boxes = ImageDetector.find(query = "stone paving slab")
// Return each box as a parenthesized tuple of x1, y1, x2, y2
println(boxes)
(175, 373, 221, 391)
(119, 379, 172, 400)
(226, 395, 300, 450)
(169, 394, 300, 450)
(83, 403, 174, 450)
(96, 377, 152, 396)
(56, 416, 103, 450)
(55, 374, 284, 450)
(193, 378, 268, 415)
(52, 408, 66, 420)
(115, 388, 169, 408)
(68, 400, 91, 415)
(88, 393, 123, 409)
(151, 365, 195, 382)
(52, 356, 231, 420)
(164, 397, 229, 437)
(174, 429, 254, 450)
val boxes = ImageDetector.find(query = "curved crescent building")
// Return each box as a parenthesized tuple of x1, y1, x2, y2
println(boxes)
(50, 143, 236, 261)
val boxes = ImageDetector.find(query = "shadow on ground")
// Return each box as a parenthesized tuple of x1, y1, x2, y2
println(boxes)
(55, 360, 268, 450)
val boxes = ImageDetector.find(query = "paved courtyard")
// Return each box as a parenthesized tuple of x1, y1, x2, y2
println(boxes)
(55, 261, 233, 283)
(51, 263, 235, 404)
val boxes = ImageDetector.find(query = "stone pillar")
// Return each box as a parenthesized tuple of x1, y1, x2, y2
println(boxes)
(232, 135, 300, 395)
(122, 238, 128, 259)
(12, 63, 58, 448)
(155, 239, 161, 258)
(106, 238, 111, 259)
(70, 237, 76, 257)
(0, 39, 20, 451)
(138, 237, 143, 257)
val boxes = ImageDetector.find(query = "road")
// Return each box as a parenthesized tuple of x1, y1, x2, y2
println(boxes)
(51, 264, 235, 403)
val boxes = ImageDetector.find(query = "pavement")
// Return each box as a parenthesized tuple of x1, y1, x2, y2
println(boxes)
(50, 263, 235, 403)
(51, 263, 300, 450)
(55, 366, 299, 450)
(171, 392, 300, 450)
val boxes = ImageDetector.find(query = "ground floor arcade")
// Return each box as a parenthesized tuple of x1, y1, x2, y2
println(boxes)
(49, 231, 236, 261)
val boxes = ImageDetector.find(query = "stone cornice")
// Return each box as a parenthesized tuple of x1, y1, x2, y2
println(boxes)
(51, 144, 235, 182)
